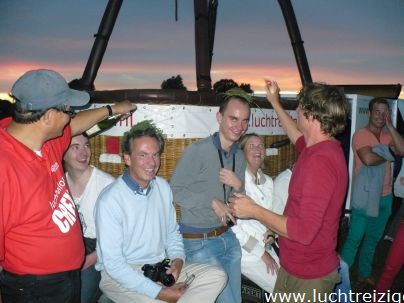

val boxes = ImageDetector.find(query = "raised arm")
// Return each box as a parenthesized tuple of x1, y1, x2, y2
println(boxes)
(264, 79, 302, 144)
(385, 112, 404, 156)
(70, 100, 136, 136)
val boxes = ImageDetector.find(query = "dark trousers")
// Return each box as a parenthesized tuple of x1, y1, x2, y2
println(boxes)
(0, 269, 80, 303)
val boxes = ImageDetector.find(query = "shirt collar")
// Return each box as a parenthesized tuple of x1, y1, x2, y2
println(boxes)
(122, 170, 153, 196)
(212, 132, 239, 156)
(247, 168, 266, 185)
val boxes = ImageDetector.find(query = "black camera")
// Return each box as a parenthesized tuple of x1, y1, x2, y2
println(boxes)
(141, 259, 175, 287)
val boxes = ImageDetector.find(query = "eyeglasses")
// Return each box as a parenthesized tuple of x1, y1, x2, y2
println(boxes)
(61, 108, 76, 118)
(248, 143, 265, 150)
(53, 105, 76, 118)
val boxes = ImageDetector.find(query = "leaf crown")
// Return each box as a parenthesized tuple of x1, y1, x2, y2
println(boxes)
(223, 87, 253, 105)
(124, 119, 164, 138)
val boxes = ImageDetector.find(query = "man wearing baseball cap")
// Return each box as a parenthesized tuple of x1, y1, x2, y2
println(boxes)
(0, 69, 135, 303)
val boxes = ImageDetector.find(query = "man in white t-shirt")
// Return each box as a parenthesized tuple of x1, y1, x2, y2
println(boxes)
(64, 134, 115, 303)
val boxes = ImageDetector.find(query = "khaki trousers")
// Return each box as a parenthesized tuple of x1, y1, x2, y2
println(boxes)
(100, 263, 227, 303)
(272, 267, 340, 303)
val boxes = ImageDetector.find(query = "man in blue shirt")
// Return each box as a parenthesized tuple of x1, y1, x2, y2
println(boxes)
(95, 122, 226, 303)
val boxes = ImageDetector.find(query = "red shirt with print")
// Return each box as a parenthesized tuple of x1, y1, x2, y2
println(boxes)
(0, 118, 84, 274)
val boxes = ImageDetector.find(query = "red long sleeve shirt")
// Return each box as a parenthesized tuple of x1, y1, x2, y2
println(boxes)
(279, 136, 348, 279)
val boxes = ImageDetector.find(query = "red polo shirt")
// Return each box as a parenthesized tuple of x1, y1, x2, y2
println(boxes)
(0, 118, 84, 274)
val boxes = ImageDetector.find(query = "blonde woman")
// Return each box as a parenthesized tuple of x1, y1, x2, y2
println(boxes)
(231, 133, 282, 293)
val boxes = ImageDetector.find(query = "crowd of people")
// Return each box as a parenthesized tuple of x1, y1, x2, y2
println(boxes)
(0, 68, 402, 303)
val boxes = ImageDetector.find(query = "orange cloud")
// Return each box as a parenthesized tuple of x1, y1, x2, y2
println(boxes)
(1, 60, 402, 99)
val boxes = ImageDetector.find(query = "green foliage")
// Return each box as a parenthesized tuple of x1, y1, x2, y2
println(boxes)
(125, 119, 164, 138)
(161, 75, 187, 90)
(220, 83, 262, 113)
(223, 87, 253, 105)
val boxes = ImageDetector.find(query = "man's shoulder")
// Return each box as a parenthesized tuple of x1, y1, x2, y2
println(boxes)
(182, 136, 214, 156)
(0, 126, 20, 155)
(154, 176, 171, 191)
(352, 127, 390, 138)
(352, 128, 372, 144)
(97, 177, 122, 198)
(353, 127, 368, 136)
(355, 127, 370, 133)
(188, 136, 212, 148)
(154, 175, 169, 185)
(353, 127, 392, 146)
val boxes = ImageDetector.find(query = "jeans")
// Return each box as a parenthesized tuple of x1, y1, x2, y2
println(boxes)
(0, 269, 80, 303)
(81, 265, 102, 303)
(182, 229, 242, 303)
(334, 258, 351, 303)
(341, 194, 392, 277)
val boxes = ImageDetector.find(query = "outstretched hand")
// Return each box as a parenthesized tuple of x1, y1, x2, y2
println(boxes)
(111, 100, 137, 117)
(264, 78, 280, 105)
(228, 193, 260, 219)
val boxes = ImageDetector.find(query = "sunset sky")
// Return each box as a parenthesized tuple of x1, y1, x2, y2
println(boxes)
(1, 0, 403, 99)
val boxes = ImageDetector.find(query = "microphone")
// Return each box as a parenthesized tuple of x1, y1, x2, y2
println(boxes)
(269, 138, 291, 148)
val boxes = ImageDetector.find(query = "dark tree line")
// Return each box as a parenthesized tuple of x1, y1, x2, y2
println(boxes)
(161, 75, 253, 94)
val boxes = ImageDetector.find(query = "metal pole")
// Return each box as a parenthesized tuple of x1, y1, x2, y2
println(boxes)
(277, 0, 312, 86)
(194, 0, 213, 91)
(70, 0, 123, 91)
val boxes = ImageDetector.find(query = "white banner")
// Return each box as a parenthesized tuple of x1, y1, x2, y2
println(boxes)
(88, 103, 296, 138)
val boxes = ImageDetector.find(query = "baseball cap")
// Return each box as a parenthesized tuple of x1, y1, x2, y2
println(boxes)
(11, 69, 90, 111)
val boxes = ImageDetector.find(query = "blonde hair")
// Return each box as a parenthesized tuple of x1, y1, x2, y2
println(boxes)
(239, 133, 266, 171)
(239, 133, 263, 151)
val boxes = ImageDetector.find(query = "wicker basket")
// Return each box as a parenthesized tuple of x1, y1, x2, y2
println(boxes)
(262, 135, 297, 177)
(89, 135, 297, 180)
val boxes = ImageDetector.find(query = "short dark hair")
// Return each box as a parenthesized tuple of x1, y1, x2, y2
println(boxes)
(121, 127, 165, 155)
(369, 97, 389, 112)
(0, 99, 14, 120)
(12, 106, 47, 124)
(219, 88, 252, 114)
(219, 97, 250, 115)
(297, 82, 348, 137)
(12, 104, 70, 124)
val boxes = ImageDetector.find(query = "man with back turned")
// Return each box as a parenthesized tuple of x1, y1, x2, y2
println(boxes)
(230, 80, 349, 302)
